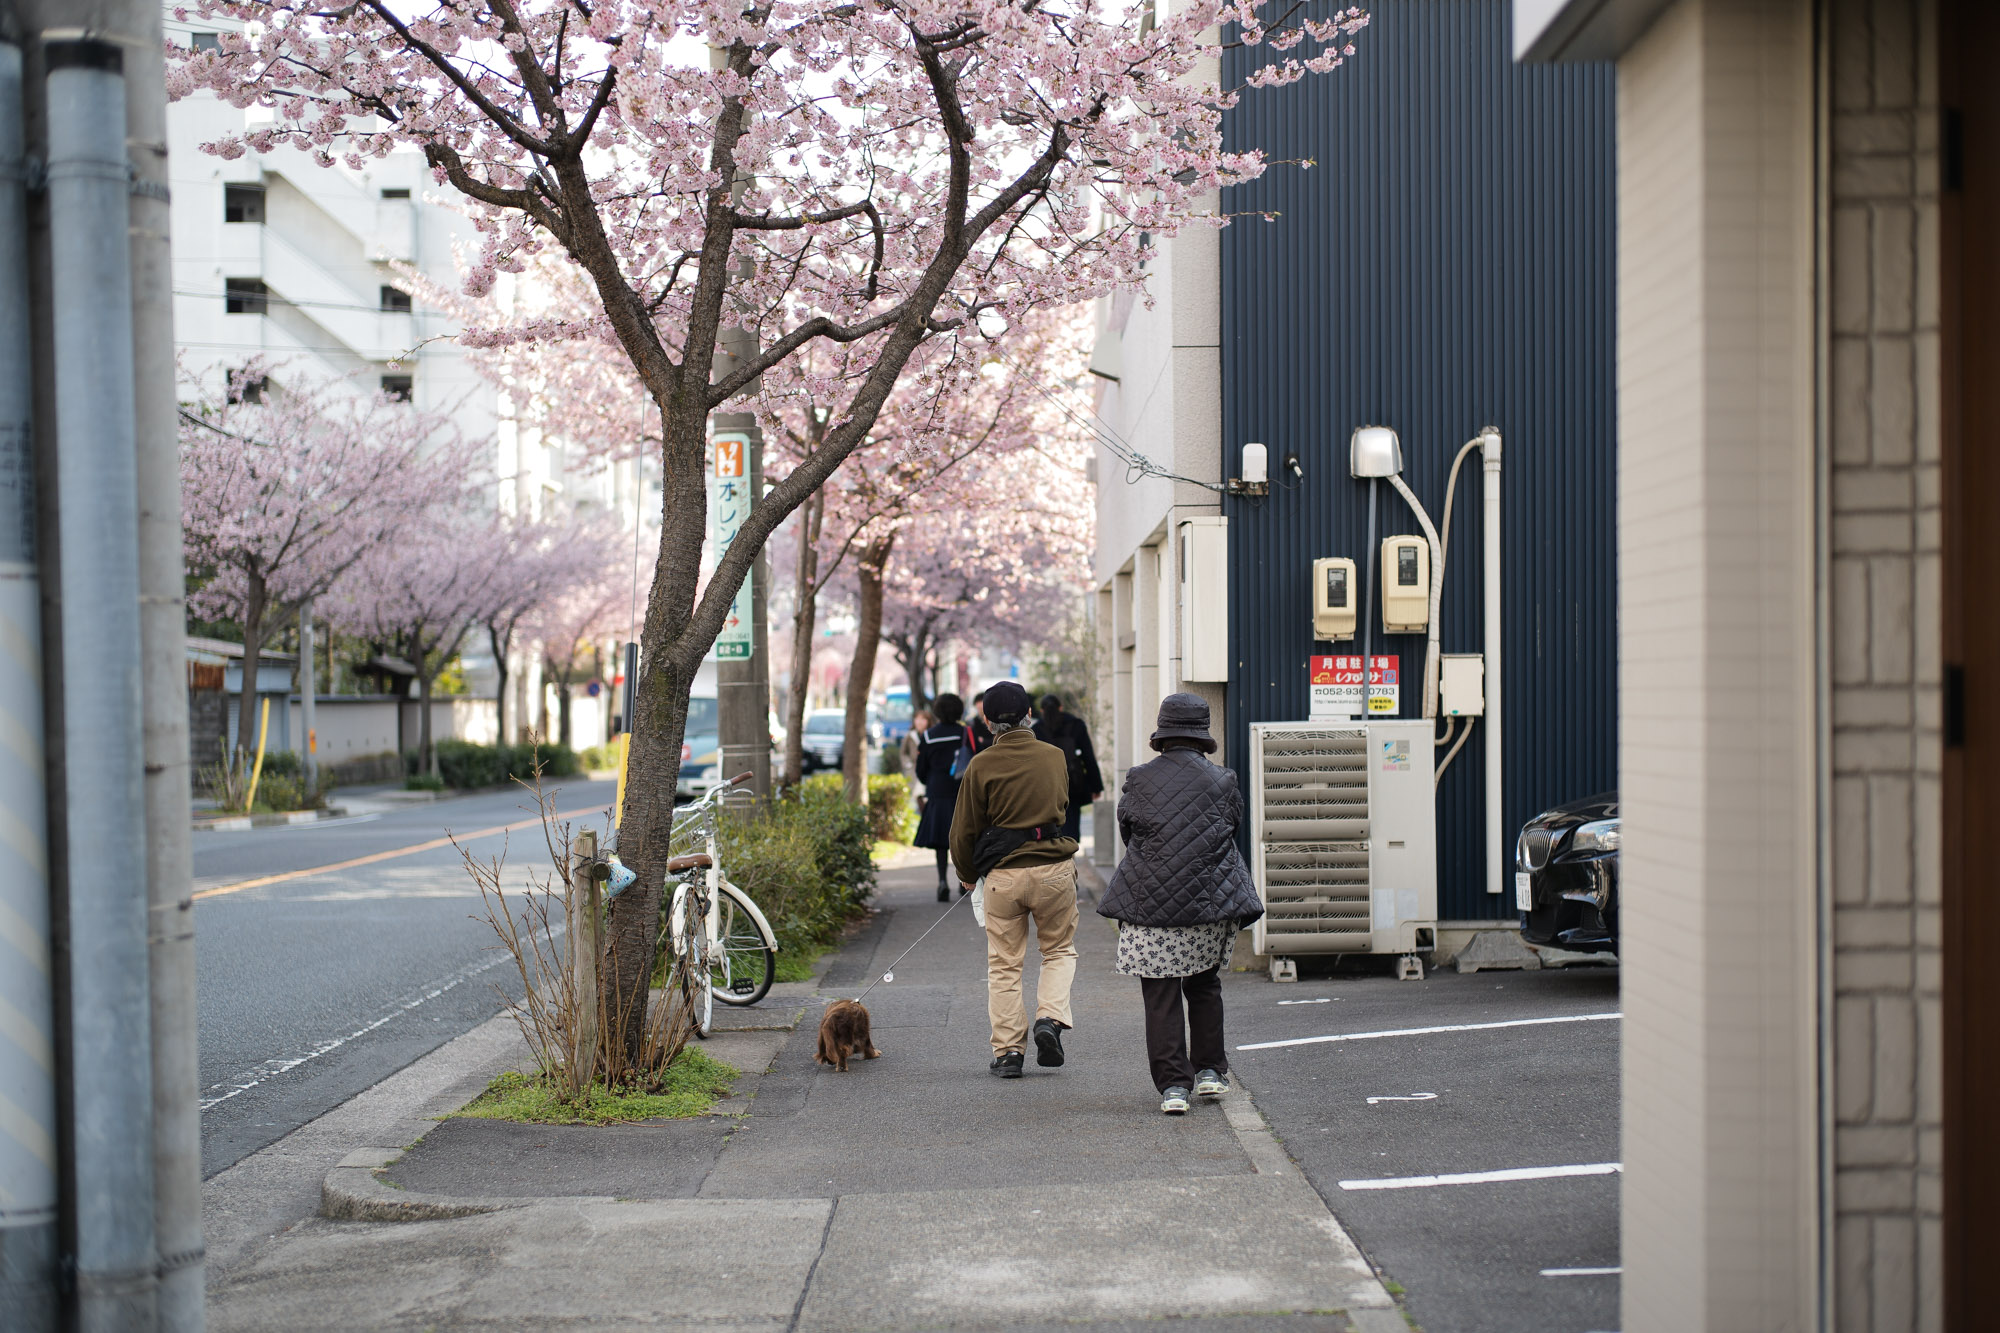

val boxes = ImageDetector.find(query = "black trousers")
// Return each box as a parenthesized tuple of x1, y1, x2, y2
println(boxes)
(1139, 967, 1227, 1093)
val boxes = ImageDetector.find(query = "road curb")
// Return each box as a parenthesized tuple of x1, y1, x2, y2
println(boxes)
(194, 805, 350, 832)
(321, 1145, 540, 1222)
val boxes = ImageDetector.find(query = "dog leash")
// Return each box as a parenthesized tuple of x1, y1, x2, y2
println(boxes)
(851, 888, 971, 1005)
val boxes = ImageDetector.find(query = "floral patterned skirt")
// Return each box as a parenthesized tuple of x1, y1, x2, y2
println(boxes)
(1113, 920, 1237, 979)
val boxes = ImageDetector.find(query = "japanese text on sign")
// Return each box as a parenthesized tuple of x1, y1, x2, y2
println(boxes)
(710, 432, 753, 660)
(1309, 654, 1399, 719)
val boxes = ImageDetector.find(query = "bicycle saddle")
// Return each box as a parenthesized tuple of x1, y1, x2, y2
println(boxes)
(666, 853, 713, 873)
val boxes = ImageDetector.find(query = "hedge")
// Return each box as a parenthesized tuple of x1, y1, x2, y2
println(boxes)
(707, 782, 877, 961)
(419, 739, 582, 789)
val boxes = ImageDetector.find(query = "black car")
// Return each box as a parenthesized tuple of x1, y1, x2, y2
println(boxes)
(1515, 792, 1619, 954)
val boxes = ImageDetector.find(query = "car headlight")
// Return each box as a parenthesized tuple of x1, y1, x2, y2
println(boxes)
(1570, 818, 1620, 854)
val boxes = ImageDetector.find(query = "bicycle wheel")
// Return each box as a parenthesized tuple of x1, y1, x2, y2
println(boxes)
(709, 880, 777, 1007)
(665, 880, 713, 1039)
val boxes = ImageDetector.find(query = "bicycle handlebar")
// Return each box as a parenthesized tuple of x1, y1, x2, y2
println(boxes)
(728, 771, 755, 788)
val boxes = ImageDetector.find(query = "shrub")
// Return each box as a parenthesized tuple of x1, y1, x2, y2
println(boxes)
(706, 779, 877, 962)
(431, 739, 582, 789)
(865, 774, 918, 844)
(404, 772, 445, 792)
(255, 770, 330, 812)
(579, 742, 621, 771)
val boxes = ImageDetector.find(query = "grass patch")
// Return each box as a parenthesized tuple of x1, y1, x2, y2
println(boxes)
(869, 838, 914, 863)
(455, 1049, 740, 1125)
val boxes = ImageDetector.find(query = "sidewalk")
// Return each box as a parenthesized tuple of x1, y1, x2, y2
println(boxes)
(203, 861, 1407, 1332)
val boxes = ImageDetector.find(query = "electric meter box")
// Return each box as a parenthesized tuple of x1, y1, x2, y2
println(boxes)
(1311, 557, 1357, 641)
(1440, 653, 1485, 716)
(1381, 536, 1430, 633)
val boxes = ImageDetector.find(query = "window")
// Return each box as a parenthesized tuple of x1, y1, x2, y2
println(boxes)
(223, 183, 265, 224)
(223, 278, 269, 315)
(191, 32, 220, 52)
(379, 285, 412, 314)
(379, 374, 413, 402)
(380, 187, 411, 199)
(227, 372, 268, 405)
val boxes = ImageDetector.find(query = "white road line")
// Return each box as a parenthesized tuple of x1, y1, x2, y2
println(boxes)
(1339, 1162, 1622, 1191)
(1237, 1011, 1622, 1051)
(198, 941, 537, 1111)
(1541, 1267, 1622, 1277)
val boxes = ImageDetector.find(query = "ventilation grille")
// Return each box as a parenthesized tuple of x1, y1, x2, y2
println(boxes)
(1258, 729, 1371, 949)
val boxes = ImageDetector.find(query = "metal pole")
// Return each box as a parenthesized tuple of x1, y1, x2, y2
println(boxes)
(1481, 427, 1503, 897)
(123, 2, 205, 1315)
(300, 598, 318, 789)
(0, 35, 58, 1333)
(44, 35, 159, 1328)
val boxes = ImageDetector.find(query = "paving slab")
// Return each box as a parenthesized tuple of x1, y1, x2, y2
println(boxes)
(795, 1175, 1391, 1332)
(207, 1197, 833, 1332)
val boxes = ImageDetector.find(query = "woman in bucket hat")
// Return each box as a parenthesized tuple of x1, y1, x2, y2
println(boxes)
(1095, 693, 1263, 1114)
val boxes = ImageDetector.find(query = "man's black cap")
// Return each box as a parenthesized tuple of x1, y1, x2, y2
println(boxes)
(984, 680, 1033, 724)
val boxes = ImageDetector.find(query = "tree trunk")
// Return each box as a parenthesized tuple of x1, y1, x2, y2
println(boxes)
(415, 634, 438, 778)
(490, 623, 511, 744)
(556, 676, 573, 748)
(843, 534, 893, 804)
(783, 489, 823, 787)
(236, 569, 269, 766)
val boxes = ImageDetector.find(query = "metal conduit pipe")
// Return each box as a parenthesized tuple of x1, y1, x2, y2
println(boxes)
(45, 36, 160, 1327)
(1480, 427, 1504, 898)
(0, 38, 58, 1332)
(1385, 472, 1443, 718)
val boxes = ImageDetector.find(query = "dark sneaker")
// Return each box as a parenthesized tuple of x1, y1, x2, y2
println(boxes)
(1160, 1087, 1191, 1115)
(990, 1052, 1025, 1078)
(1195, 1069, 1228, 1098)
(1033, 1018, 1066, 1067)
(937, 881, 951, 903)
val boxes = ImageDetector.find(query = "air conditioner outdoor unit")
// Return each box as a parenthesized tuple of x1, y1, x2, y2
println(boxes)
(1250, 721, 1437, 959)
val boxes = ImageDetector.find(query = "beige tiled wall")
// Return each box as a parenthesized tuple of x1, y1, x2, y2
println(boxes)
(1825, 1, 1944, 1329)
(1616, 1, 1822, 1328)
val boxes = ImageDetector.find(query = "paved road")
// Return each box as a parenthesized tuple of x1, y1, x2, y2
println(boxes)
(193, 780, 618, 1178)
(1225, 958, 1622, 1333)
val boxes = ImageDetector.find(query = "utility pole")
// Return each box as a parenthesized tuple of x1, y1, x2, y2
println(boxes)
(300, 598, 318, 790)
(16, 0, 205, 1326)
(0, 29, 57, 1332)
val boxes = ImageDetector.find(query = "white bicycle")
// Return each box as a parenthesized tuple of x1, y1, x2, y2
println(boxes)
(661, 772, 780, 1039)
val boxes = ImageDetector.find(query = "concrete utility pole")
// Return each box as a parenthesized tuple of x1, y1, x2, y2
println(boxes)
(300, 598, 318, 789)
(16, 0, 205, 1326)
(712, 358, 773, 800)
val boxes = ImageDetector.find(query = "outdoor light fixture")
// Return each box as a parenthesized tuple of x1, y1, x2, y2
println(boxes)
(1350, 425, 1403, 478)
(1228, 441, 1269, 497)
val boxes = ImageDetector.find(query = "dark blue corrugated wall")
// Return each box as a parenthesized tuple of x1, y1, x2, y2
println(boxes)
(1220, 0, 1617, 921)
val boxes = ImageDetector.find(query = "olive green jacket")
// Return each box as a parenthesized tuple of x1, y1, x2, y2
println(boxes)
(948, 728, 1078, 882)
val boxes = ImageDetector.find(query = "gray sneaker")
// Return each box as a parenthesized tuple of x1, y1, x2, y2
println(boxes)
(1195, 1069, 1228, 1098)
(1160, 1087, 1190, 1115)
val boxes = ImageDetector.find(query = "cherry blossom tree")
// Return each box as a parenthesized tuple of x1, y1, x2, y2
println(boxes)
(482, 511, 627, 743)
(531, 578, 629, 748)
(170, 0, 1367, 1063)
(180, 366, 476, 761)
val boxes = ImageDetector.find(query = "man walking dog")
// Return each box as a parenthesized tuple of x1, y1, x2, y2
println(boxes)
(949, 681, 1080, 1078)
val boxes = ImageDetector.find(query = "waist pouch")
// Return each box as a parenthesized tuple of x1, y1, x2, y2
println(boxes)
(969, 824, 1056, 881)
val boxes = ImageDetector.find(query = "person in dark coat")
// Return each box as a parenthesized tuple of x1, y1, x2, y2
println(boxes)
(1095, 693, 1263, 1115)
(1032, 694, 1104, 841)
(912, 693, 975, 902)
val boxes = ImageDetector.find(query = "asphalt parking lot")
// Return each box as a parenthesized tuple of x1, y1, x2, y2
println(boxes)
(1222, 957, 1622, 1333)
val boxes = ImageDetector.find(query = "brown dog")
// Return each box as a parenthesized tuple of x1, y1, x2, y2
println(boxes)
(815, 999, 882, 1072)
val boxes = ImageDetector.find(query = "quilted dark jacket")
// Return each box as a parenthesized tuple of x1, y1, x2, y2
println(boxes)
(1097, 749, 1263, 928)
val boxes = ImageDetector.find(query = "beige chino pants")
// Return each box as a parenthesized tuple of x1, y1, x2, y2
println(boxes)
(982, 860, 1079, 1056)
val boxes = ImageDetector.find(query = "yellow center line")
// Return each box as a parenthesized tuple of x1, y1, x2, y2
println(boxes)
(191, 805, 607, 902)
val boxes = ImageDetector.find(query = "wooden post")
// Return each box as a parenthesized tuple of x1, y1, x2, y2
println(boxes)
(572, 830, 601, 1086)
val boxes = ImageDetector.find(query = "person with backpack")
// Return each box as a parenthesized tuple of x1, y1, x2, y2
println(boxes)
(913, 693, 975, 902)
(1095, 693, 1263, 1115)
(1032, 694, 1104, 841)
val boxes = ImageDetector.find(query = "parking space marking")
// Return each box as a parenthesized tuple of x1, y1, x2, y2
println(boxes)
(1277, 997, 1335, 1005)
(1541, 1267, 1621, 1277)
(1237, 1011, 1622, 1050)
(1366, 1093, 1437, 1104)
(1337, 1162, 1622, 1191)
